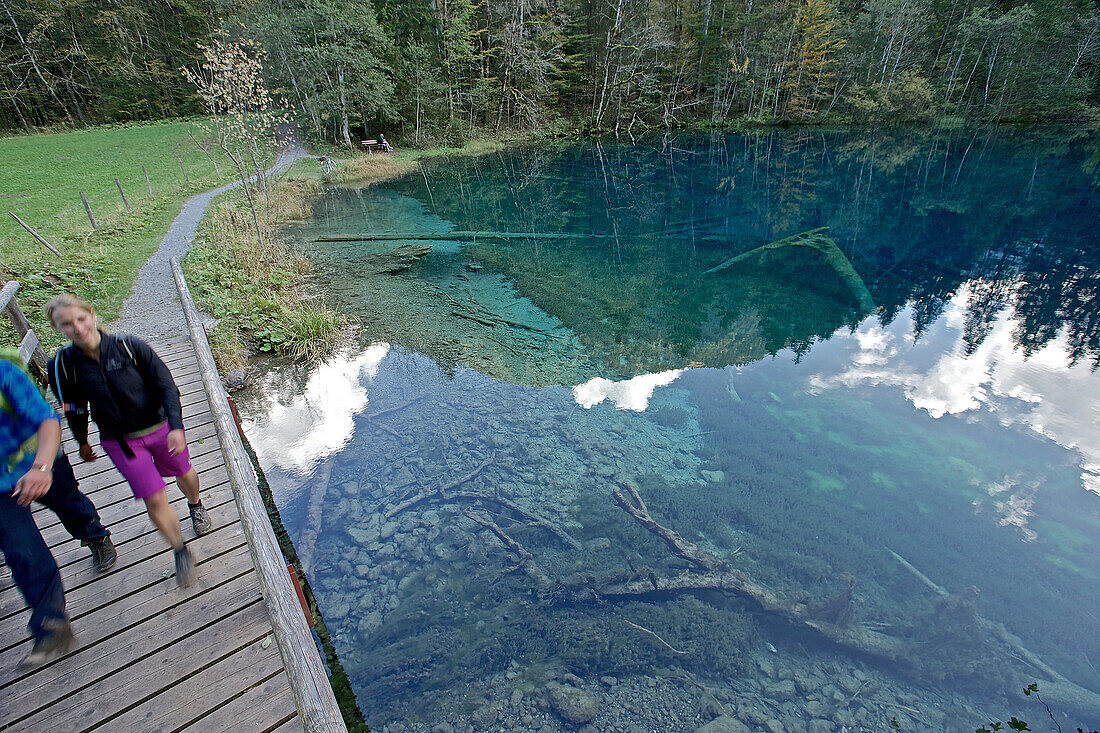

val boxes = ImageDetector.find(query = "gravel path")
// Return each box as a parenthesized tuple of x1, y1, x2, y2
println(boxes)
(110, 143, 309, 339)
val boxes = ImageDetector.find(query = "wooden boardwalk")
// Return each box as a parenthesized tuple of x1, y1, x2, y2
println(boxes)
(0, 334, 311, 732)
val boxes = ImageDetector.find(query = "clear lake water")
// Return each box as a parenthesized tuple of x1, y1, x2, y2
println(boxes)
(236, 129, 1100, 733)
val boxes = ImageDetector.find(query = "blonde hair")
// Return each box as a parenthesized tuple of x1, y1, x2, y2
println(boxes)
(45, 293, 97, 329)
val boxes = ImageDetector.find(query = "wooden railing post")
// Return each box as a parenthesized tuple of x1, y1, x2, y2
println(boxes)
(170, 259, 346, 733)
(1, 281, 50, 385)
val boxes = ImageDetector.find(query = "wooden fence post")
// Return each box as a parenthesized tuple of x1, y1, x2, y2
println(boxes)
(8, 213, 62, 256)
(115, 178, 129, 209)
(143, 165, 153, 197)
(178, 156, 189, 185)
(80, 191, 96, 229)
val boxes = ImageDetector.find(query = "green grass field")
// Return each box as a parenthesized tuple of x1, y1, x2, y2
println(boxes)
(0, 120, 237, 347)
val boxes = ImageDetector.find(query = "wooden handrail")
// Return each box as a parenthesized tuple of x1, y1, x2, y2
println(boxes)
(171, 258, 347, 733)
(0, 281, 18, 312)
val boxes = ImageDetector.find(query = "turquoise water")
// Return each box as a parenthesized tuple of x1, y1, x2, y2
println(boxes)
(240, 130, 1100, 732)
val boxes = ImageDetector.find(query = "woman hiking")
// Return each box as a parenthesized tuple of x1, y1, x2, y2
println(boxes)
(45, 294, 212, 587)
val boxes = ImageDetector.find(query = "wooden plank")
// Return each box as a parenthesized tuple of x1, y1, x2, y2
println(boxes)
(172, 259, 345, 733)
(62, 407, 218, 468)
(59, 408, 216, 454)
(61, 406, 217, 448)
(180, 669, 300, 732)
(47, 450, 224, 520)
(270, 715, 307, 733)
(1, 476, 236, 601)
(64, 412, 219, 466)
(5, 462, 229, 589)
(0, 325, 307, 733)
(0, 548, 260, 691)
(61, 455, 224, 519)
(152, 340, 198, 357)
(34, 468, 231, 552)
(0, 528, 251, 650)
(0, 572, 266, 723)
(43, 492, 242, 599)
(107, 636, 286, 732)
(150, 335, 192, 349)
(8, 601, 275, 732)
(68, 445, 225, 503)
(18, 329, 38, 363)
(30, 455, 226, 537)
(65, 433, 225, 496)
(5, 465, 230, 589)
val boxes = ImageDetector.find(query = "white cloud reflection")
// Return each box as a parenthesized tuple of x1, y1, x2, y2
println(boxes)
(810, 284, 1100, 494)
(243, 342, 391, 475)
(573, 369, 685, 411)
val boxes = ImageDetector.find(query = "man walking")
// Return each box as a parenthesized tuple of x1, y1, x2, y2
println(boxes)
(1, 353, 115, 666)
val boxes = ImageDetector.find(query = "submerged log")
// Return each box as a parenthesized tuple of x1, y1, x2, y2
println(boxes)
(381, 453, 579, 550)
(704, 227, 876, 314)
(463, 509, 551, 587)
(382, 452, 496, 519)
(297, 460, 331, 575)
(318, 231, 614, 242)
(613, 481, 719, 572)
(598, 565, 909, 666)
(366, 243, 433, 274)
(887, 547, 1100, 714)
(602, 479, 1100, 715)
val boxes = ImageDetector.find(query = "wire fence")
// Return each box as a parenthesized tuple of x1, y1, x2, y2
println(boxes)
(1, 148, 234, 258)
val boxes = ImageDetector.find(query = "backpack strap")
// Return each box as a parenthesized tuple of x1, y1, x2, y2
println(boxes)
(120, 335, 136, 365)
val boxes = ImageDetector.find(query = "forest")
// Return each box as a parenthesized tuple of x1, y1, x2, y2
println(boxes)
(1, 0, 1099, 144)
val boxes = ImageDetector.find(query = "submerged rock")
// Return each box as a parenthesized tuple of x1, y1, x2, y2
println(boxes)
(470, 704, 498, 728)
(369, 243, 433, 274)
(222, 369, 248, 391)
(694, 716, 750, 733)
(547, 684, 600, 724)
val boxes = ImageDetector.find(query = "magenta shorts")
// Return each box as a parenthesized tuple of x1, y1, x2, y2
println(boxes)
(100, 422, 193, 501)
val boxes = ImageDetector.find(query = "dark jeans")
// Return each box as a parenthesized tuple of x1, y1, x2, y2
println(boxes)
(0, 452, 108, 641)
(37, 453, 109, 544)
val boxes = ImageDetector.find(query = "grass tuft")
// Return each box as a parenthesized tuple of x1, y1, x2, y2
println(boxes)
(287, 301, 345, 361)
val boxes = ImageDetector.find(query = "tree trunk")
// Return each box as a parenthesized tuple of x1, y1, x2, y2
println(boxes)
(337, 66, 353, 148)
(0, 0, 74, 124)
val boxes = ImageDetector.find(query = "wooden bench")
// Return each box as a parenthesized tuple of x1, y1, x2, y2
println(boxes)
(361, 139, 392, 153)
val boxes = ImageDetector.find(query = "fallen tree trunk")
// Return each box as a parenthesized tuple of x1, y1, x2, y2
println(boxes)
(318, 231, 613, 242)
(704, 227, 876, 314)
(297, 460, 331, 575)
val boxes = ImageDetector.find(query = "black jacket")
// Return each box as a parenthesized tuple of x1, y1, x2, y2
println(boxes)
(47, 331, 183, 445)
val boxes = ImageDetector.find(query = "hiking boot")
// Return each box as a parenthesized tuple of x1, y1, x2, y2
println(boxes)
(20, 617, 75, 668)
(174, 545, 195, 588)
(189, 502, 213, 536)
(88, 535, 117, 572)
